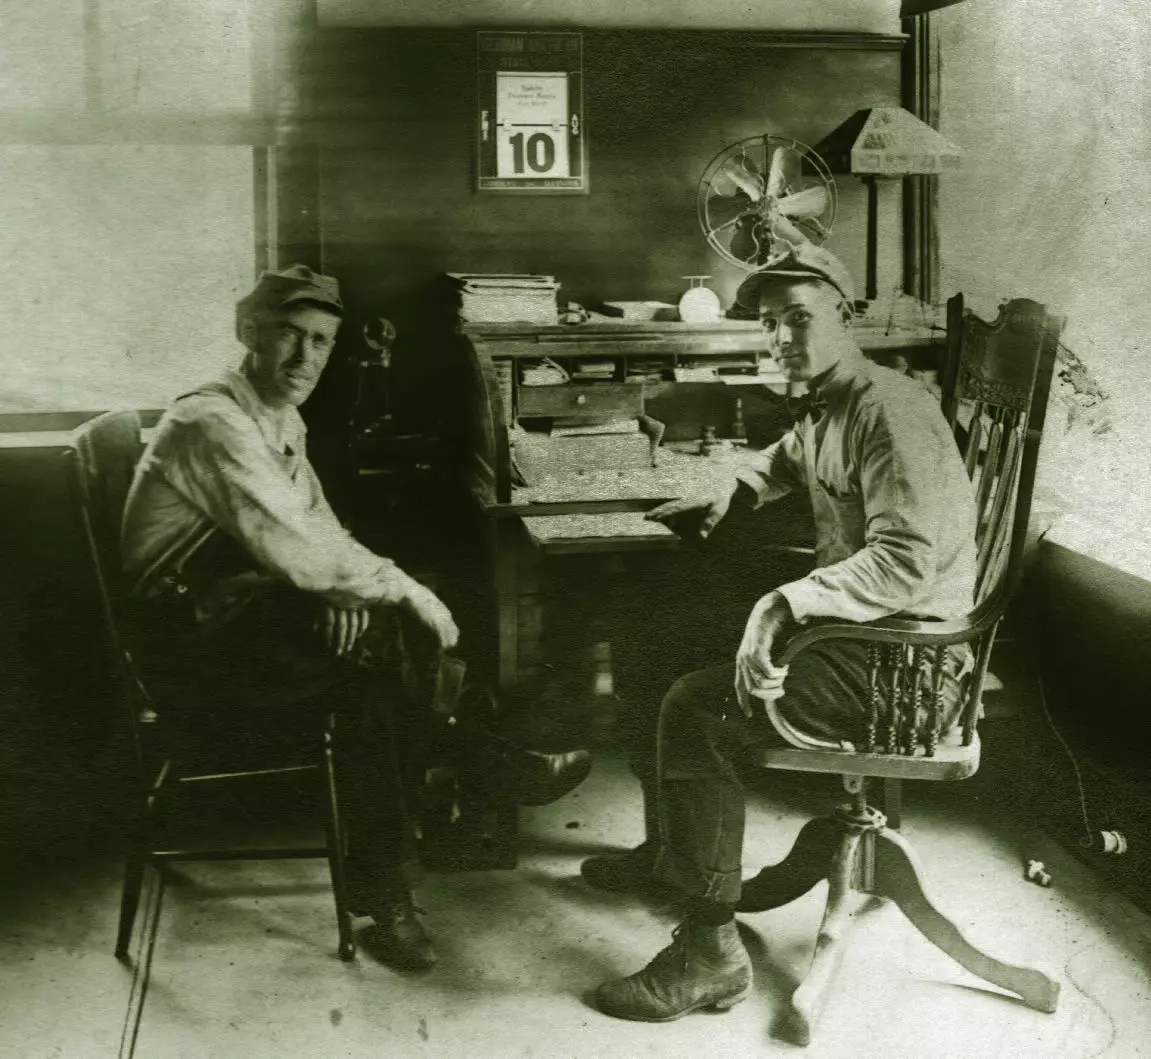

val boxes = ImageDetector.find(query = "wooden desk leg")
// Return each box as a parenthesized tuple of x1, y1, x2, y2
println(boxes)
(494, 518, 520, 701)
(492, 517, 520, 868)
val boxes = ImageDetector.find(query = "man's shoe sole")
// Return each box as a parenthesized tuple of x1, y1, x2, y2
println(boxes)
(596, 982, 752, 1022)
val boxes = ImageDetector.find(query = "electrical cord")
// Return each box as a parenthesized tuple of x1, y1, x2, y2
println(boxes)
(1035, 659, 1095, 848)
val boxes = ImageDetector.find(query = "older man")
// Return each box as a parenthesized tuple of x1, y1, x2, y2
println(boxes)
(588, 245, 978, 1022)
(122, 265, 585, 971)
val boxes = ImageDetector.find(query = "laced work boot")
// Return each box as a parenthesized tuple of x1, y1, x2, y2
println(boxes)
(370, 894, 438, 971)
(594, 918, 752, 1022)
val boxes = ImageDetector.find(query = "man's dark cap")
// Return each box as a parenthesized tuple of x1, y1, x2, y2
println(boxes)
(734, 243, 855, 311)
(236, 264, 344, 327)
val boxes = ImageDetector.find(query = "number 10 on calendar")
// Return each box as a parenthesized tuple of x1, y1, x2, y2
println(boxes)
(495, 73, 570, 179)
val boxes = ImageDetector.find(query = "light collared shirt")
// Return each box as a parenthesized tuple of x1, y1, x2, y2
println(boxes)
(735, 354, 978, 624)
(121, 368, 412, 613)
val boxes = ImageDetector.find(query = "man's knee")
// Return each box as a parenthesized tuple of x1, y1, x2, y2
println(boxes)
(657, 665, 733, 767)
(660, 669, 716, 735)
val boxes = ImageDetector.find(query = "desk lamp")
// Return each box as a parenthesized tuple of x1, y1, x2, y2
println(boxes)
(814, 107, 961, 305)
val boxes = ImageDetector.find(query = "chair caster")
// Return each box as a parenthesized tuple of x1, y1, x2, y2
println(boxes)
(338, 938, 357, 962)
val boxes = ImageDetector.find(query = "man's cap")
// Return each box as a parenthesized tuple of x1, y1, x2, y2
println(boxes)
(734, 243, 855, 311)
(236, 264, 344, 320)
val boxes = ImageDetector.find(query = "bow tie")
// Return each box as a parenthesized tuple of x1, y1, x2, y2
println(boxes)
(787, 391, 828, 425)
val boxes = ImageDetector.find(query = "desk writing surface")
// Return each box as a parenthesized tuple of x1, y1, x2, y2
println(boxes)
(521, 512, 677, 554)
(513, 445, 745, 505)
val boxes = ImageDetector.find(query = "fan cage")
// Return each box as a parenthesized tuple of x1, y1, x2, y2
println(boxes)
(696, 134, 838, 274)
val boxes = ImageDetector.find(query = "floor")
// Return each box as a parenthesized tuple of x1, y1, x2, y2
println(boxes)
(2, 737, 1150, 1059)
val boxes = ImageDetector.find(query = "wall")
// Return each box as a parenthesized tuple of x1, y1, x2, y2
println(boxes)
(935, 0, 1151, 533)
(935, 1, 1151, 867)
(0, 11, 911, 843)
(309, 28, 905, 322)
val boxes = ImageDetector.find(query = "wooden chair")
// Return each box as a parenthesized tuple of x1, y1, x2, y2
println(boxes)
(741, 298, 1065, 1046)
(63, 411, 357, 963)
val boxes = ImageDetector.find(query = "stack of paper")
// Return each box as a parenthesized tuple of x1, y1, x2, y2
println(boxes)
(522, 362, 569, 386)
(569, 359, 615, 381)
(448, 273, 560, 324)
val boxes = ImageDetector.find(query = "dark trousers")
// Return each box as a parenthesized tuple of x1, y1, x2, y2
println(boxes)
(649, 643, 969, 905)
(137, 582, 449, 893)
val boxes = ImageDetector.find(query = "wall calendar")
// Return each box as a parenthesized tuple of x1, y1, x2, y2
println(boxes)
(477, 31, 586, 194)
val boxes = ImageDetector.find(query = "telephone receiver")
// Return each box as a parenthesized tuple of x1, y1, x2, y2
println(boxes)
(351, 316, 398, 437)
(361, 317, 397, 366)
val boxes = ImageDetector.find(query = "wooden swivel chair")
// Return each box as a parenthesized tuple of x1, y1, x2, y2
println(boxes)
(64, 411, 357, 963)
(740, 298, 1065, 1045)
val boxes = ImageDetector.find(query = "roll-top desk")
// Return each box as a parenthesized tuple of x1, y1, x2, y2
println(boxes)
(455, 317, 942, 698)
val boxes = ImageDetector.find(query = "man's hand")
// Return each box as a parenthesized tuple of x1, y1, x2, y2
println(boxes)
(734, 591, 794, 717)
(317, 604, 371, 657)
(403, 581, 460, 651)
(645, 484, 735, 540)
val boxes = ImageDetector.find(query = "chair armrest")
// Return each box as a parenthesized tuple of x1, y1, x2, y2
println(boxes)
(777, 612, 985, 665)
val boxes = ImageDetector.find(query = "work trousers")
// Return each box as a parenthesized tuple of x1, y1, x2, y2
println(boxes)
(135, 581, 456, 894)
(649, 642, 970, 905)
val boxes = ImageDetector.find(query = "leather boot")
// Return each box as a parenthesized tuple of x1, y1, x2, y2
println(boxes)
(368, 893, 438, 971)
(580, 842, 669, 899)
(500, 744, 593, 807)
(594, 918, 752, 1022)
(453, 685, 593, 807)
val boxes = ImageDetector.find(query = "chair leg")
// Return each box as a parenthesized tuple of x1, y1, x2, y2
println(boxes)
(872, 828, 1060, 1013)
(736, 815, 839, 913)
(782, 830, 868, 1048)
(115, 841, 149, 961)
(116, 760, 168, 960)
(322, 716, 357, 962)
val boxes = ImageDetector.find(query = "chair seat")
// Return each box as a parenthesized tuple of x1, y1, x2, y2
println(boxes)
(747, 730, 981, 781)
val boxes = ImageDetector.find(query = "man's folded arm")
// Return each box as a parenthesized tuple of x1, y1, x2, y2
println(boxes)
(162, 407, 418, 610)
(775, 403, 945, 624)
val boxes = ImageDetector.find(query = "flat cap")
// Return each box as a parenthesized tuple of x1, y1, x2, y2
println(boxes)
(734, 243, 855, 311)
(237, 264, 344, 318)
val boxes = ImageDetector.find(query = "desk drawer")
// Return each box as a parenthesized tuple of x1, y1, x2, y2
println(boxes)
(518, 382, 643, 420)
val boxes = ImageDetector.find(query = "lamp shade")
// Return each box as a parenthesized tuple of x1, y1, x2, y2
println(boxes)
(815, 107, 961, 176)
(901, 0, 967, 15)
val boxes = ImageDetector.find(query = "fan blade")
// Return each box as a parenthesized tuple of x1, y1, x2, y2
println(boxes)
(715, 158, 763, 202)
(706, 191, 757, 230)
(777, 185, 829, 221)
(772, 214, 813, 248)
(709, 168, 746, 199)
(765, 147, 802, 198)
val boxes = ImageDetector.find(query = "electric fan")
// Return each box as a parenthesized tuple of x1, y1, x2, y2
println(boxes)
(697, 134, 838, 271)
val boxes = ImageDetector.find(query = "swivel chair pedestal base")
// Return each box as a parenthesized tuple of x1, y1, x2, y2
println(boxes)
(738, 778, 1060, 1047)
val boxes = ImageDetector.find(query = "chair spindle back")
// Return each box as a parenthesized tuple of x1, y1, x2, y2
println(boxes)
(859, 297, 1062, 755)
